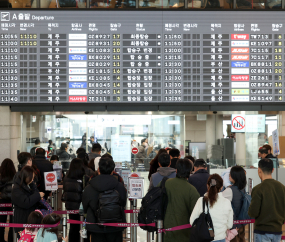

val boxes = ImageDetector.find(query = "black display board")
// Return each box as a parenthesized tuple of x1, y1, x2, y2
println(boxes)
(0, 11, 284, 104)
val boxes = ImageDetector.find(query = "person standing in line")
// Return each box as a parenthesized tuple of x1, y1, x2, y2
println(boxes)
(11, 166, 44, 235)
(190, 174, 233, 242)
(188, 159, 210, 196)
(82, 157, 127, 242)
(33, 148, 53, 200)
(248, 158, 285, 242)
(148, 153, 176, 191)
(169, 148, 180, 169)
(62, 158, 90, 242)
(148, 148, 167, 180)
(30, 138, 41, 157)
(136, 138, 148, 165)
(223, 166, 247, 242)
(13, 152, 33, 182)
(0, 159, 16, 242)
(163, 159, 200, 242)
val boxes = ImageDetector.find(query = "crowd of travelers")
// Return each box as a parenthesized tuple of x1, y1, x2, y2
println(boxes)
(0, 140, 284, 242)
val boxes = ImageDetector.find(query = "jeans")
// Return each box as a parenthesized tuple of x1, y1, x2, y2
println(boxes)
(214, 240, 226, 242)
(254, 233, 282, 242)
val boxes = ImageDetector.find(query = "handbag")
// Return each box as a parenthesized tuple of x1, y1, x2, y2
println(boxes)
(190, 197, 215, 242)
(37, 198, 53, 217)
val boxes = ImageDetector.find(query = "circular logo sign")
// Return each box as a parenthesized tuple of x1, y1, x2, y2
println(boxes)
(130, 173, 139, 178)
(232, 116, 245, 131)
(132, 147, 139, 155)
(46, 173, 55, 183)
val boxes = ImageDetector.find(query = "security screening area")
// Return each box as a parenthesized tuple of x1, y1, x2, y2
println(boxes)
(0, 108, 284, 242)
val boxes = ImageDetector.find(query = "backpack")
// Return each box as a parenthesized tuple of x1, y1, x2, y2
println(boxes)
(190, 197, 215, 242)
(96, 189, 123, 223)
(137, 177, 168, 232)
(236, 191, 252, 222)
(19, 230, 35, 242)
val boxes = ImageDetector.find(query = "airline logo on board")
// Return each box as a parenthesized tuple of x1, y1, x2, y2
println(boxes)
(69, 75, 87, 81)
(232, 96, 249, 102)
(231, 68, 249, 74)
(69, 69, 87, 74)
(231, 34, 249, 40)
(231, 61, 249, 68)
(69, 96, 87, 102)
(69, 82, 87, 89)
(232, 82, 250, 88)
(69, 48, 87, 53)
(231, 48, 249, 53)
(231, 75, 249, 81)
(69, 62, 87, 68)
(69, 55, 87, 61)
(231, 41, 249, 47)
(231, 55, 249, 60)
(69, 89, 87, 95)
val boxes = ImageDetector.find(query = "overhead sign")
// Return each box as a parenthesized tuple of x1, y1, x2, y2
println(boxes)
(272, 129, 280, 156)
(44, 171, 58, 191)
(231, 115, 246, 132)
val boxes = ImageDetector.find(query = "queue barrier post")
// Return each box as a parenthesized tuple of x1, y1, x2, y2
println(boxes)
(63, 216, 67, 239)
(147, 231, 151, 242)
(130, 199, 134, 242)
(13, 228, 17, 242)
(80, 215, 84, 242)
(54, 190, 58, 212)
(51, 192, 55, 210)
(157, 220, 163, 242)
(133, 199, 137, 242)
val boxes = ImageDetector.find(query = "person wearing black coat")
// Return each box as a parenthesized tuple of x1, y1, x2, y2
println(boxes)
(0, 159, 16, 242)
(82, 157, 127, 242)
(33, 148, 53, 200)
(62, 158, 90, 242)
(11, 166, 44, 234)
(188, 159, 210, 196)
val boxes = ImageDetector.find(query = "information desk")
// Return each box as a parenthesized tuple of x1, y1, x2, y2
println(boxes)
(0, 11, 284, 105)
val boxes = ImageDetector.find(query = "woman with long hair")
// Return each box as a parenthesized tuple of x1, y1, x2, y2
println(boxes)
(0, 159, 16, 242)
(190, 174, 233, 242)
(62, 158, 89, 242)
(148, 148, 167, 180)
(223, 166, 247, 242)
(11, 166, 45, 235)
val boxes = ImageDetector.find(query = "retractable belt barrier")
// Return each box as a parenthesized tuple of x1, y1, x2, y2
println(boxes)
(0, 209, 140, 215)
(0, 221, 60, 228)
(0, 204, 12, 207)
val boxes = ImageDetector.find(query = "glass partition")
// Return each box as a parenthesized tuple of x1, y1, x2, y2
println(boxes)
(21, 113, 185, 171)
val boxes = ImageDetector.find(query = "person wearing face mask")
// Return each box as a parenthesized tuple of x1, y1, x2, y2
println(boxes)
(11, 166, 44, 235)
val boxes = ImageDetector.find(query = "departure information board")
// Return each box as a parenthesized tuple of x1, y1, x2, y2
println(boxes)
(0, 11, 284, 104)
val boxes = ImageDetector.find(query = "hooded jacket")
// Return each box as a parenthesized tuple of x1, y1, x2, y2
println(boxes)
(11, 175, 41, 233)
(57, 149, 70, 160)
(82, 174, 127, 233)
(148, 167, 176, 191)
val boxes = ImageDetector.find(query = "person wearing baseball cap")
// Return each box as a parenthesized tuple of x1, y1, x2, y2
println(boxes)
(188, 159, 209, 196)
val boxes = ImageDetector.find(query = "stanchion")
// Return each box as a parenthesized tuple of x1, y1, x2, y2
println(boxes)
(130, 199, 134, 242)
(80, 215, 84, 242)
(13, 228, 17, 242)
(62, 216, 67, 239)
(133, 199, 137, 242)
(51, 192, 55, 210)
(157, 220, 163, 242)
(54, 190, 58, 212)
(147, 231, 151, 242)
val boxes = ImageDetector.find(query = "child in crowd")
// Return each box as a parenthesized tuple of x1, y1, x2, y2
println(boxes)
(35, 213, 68, 242)
(19, 211, 43, 242)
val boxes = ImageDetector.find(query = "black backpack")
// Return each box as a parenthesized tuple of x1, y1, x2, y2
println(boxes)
(190, 197, 215, 242)
(138, 177, 168, 232)
(96, 189, 123, 223)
